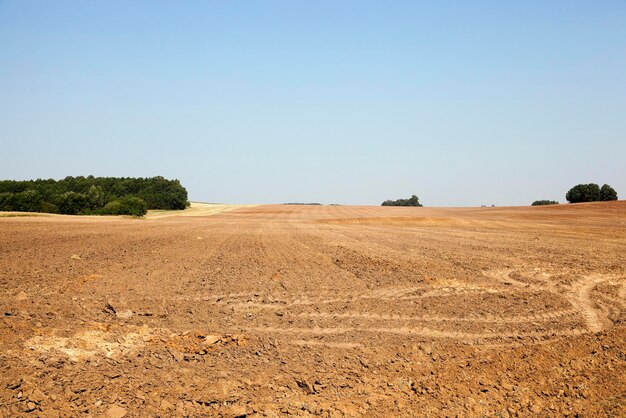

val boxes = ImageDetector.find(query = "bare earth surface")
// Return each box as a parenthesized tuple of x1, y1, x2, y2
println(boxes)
(1, 202, 625, 417)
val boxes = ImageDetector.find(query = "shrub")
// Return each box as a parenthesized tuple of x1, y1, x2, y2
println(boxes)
(99, 197, 147, 217)
(100, 200, 123, 215)
(119, 196, 148, 217)
(531, 200, 559, 206)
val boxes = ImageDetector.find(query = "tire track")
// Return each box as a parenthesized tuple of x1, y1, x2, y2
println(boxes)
(568, 275, 613, 333)
(291, 308, 580, 324)
(244, 325, 589, 341)
(485, 268, 623, 334)
(163, 285, 523, 305)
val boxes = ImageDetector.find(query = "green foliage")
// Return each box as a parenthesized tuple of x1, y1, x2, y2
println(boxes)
(0, 192, 16, 211)
(600, 184, 618, 201)
(566, 183, 617, 203)
(0, 176, 188, 216)
(87, 185, 106, 209)
(13, 189, 43, 212)
(0, 190, 43, 212)
(100, 200, 123, 215)
(382, 194, 423, 207)
(40, 202, 59, 213)
(57, 192, 90, 215)
(531, 200, 559, 206)
(119, 196, 148, 217)
(100, 197, 147, 217)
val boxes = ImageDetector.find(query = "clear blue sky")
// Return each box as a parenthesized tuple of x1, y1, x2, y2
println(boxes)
(1, 1, 625, 206)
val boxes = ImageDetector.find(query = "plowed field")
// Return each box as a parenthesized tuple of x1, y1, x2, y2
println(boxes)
(1, 202, 625, 416)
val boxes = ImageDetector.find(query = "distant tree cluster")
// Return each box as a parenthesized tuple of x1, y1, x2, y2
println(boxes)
(0, 176, 188, 216)
(381, 195, 423, 207)
(565, 183, 618, 203)
(531, 200, 559, 206)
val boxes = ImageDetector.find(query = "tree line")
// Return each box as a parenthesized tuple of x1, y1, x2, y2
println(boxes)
(0, 176, 189, 216)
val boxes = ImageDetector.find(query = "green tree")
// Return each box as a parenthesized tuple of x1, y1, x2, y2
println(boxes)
(15, 189, 43, 212)
(100, 200, 123, 215)
(40, 202, 59, 213)
(565, 183, 601, 203)
(119, 196, 148, 216)
(57, 192, 89, 215)
(99, 197, 147, 216)
(599, 184, 618, 201)
(0, 193, 16, 211)
(87, 185, 106, 209)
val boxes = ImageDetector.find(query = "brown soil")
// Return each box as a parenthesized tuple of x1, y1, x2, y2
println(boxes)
(1, 202, 625, 417)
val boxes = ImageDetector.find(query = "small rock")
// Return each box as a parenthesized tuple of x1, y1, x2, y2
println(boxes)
(297, 379, 315, 395)
(234, 334, 247, 346)
(30, 388, 46, 402)
(160, 400, 174, 410)
(472, 404, 484, 414)
(7, 379, 22, 390)
(105, 405, 127, 418)
(202, 335, 222, 345)
(531, 403, 542, 413)
(171, 351, 184, 362)
(70, 254, 81, 260)
(25, 401, 37, 412)
(116, 309, 133, 320)
(230, 405, 247, 416)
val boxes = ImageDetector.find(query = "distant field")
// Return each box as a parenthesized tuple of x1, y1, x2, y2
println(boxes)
(145, 201, 257, 219)
(0, 202, 624, 416)
(0, 212, 47, 218)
